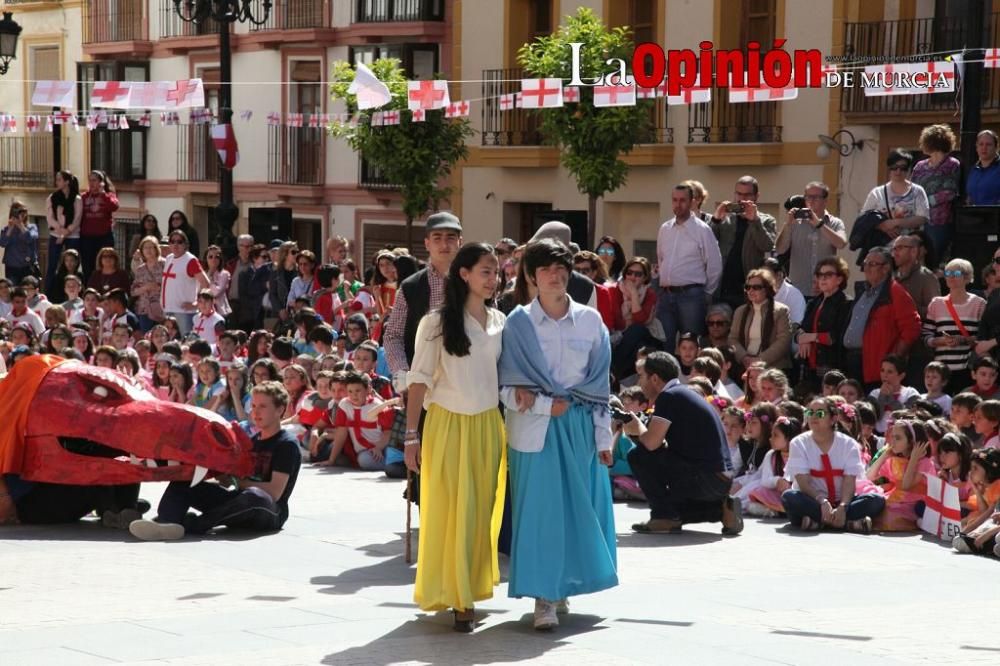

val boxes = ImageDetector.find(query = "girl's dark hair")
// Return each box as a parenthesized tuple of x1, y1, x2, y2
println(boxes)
(247, 329, 273, 364)
(886, 148, 914, 169)
(43, 325, 73, 354)
(595, 235, 626, 278)
(936, 433, 972, 482)
(90, 169, 115, 194)
(892, 419, 929, 455)
(439, 243, 496, 357)
(771, 417, 802, 477)
(523, 238, 573, 284)
(394, 253, 421, 283)
(250, 358, 280, 385)
(971, 447, 1000, 483)
(750, 402, 779, 445)
(140, 214, 161, 240)
(169, 362, 194, 394)
(56, 170, 80, 200)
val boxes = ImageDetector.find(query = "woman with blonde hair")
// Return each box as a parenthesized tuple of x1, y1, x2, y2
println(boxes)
(131, 236, 165, 332)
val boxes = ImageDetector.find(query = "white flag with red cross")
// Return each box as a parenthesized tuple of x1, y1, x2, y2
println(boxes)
(986, 48, 1000, 69)
(382, 109, 401, 125)
(164, 79, 205, 109)
(287, 113, 303, 127)
(44, 116, 54, 132)
(90, 81, 132, 108)
(498, 92, 517, 110)
(349, 63, 393, 110)
(919, 473, 962, 540)
(266, 111, 282, 126)
(667, 87, 711, 105)
(862, 61, 956, 96)
(519, 78, 563, 109)
(407, 80, 450, 111)
(210, 123, 239, 170)
(26, 115, 40, 133)
(593, 79, 637, 107)
(729, 76, 798, 103)
(411, 108, 426, 122)
(444, 100, 470, 118)
(562, 87, 580, 103)
(636, 85, 657, 99)
(138, 113, 151, 128)
(32, 81, 75, 108)
(117, 114, 130, 130)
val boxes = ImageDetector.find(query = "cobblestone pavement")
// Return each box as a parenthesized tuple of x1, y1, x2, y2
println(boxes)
(2, 466, 1000, 665)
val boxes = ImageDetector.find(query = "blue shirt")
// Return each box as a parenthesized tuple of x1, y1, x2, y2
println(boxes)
(0, 223, 39, 269)
(967, 158, 1000, 206)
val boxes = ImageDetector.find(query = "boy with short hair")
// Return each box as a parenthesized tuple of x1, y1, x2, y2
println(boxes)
(352, 341, 393, 399)
(974, 400, 1000, 450)
(215, 330, 240, 369)
(129, 380, 301, 541)
(61, 274, 84, 318)
(951, 392, 983, 448)
(675, 333, 700, 384)
(270, 337, 296, 369)
(921, 361, 952, 417)
(868, 353, 920, 434)
(317, 371, 396, 470)
(110, 323, 133, 352)
(187, 339, 213, 364)
(964, 357, 1000, 400)
(822, 370, 847, 397)
(310, 371, 349, 462)
(192, 289, 225, 346)
(8, 287, 45, 336)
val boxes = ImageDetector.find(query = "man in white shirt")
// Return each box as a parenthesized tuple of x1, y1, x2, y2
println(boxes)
(161, 230, 210, 335)
(656, 184, 723, 353)
(7, 287, 44, 336)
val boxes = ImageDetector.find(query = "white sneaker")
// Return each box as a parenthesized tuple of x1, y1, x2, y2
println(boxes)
(533, 598, 558, 630)
(953, 534, 972, 553)
(129, 519, 185, 541)
(746, 501, 778, 518)
(555, 598, 569, 615)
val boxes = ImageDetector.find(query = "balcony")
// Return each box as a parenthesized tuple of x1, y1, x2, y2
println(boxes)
(841, 13, 1000, 116)
(345, 0, 445, 44)
(241, 0, 337, 47)
(0, 136, 53, 189)
(83, 0, 153, 58)
(481, 68, 544, 147)
(268, 126, 324, 186)
(91, 127, 147, 182)
(359, 157, 399, 190)
(687, 89, 781, 143)
(157, 0, 223, 52)
(177, 124, 220, 185)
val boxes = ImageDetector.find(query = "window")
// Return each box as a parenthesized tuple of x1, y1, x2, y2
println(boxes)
(77, 62, 150, 181)
(742, 0, 776, 48)
(30, 46, 61, 114)
(629, 0, 655, 44)
(350, 44, 439, 79)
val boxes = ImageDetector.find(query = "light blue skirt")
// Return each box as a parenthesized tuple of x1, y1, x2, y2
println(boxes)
(507, 403, 618, 600)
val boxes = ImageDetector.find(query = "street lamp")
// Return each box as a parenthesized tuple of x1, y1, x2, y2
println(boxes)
(0, 11, 23, 76)
(173, 0, 271, 258)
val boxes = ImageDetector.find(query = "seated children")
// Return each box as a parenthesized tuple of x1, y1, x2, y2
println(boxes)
(921, 362, 952, 417)
(747, 416, 802, 516)
(316, 371, 396, 471)
(351, 341, 393, 400)
(974, 399, 1000, 450)
(868, 354, 920, 434)
(963, 356, 1000, 400)
(283, 370, 336, 450)
(675, 333, 699, 384)
(951, 392, 983, 448)
(609, 388, 647, 501)
(191, 357, 226, 411)
(953, 447, 1000, 555)
(867, 418, 935, 531)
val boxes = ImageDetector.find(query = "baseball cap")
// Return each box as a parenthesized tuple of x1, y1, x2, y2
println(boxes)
(424, 212, 462, 235)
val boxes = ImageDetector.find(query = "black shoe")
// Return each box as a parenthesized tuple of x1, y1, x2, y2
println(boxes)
(453, 609, 474, 633)
(135, 499, 152, 515)
(721, 496, 744, 536)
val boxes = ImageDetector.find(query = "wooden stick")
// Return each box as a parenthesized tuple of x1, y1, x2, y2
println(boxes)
(405, 468, 413, 564)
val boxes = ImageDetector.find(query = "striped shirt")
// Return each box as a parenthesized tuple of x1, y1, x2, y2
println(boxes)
(922, 294, 987, 374)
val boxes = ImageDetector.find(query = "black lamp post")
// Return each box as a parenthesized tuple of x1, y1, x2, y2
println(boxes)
(0, 11, 23, 76)
(172, 0, 271, 258)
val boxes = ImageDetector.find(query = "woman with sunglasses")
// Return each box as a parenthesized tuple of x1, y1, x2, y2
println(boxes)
(593, 236, 625, 284)
(166, 210, 199, 260)
(729, 269, 792, 371)
(797, 256, 852, 394)
(924, 259, 986, 395)
(860, 148, 930, 241)
(202, 245, 232, 318)
(609, 257, 663, 381)
(781, 397, 885, 533)
(161, 230, 210, 336)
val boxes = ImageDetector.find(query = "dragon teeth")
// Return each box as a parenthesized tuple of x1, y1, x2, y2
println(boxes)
(190, 466, 209, 487)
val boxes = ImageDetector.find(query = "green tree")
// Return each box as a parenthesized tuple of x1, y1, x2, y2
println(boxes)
(329, 59, 473, 250)
(518, 7, 652, 248)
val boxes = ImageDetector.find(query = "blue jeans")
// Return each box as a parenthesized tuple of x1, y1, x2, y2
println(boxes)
(612, 323, 662, 380)
(781, 490, 885, 527)
(170, 311, 195, 335)
(924, 223, 953, 262)
(655, 285, 707, 354)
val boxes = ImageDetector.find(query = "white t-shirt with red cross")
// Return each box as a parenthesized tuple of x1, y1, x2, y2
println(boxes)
(192, 311, 226, 345)
(161, 252, 202, 314)
(334, 396, 395, 454)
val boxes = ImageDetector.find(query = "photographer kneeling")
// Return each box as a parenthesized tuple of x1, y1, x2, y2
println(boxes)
(622, 351, 743, 535)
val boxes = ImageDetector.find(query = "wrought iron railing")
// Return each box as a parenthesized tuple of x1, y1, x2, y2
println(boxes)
(0, 135, 53, 188)
(83, 0, 147, 43)
(249, 0, 327, 31)
(353, 0, 443, 22)
(159, 0, 222, 38)
(358, 157, 399, 189)
(841, 13, 1000, 113)
(268, 125, 324, 185)
(177, 123, 220, 182)
(688, 89, 781, 143)
(481, 68, 544, 146)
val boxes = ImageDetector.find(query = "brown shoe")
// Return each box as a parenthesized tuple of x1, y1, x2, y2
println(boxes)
(721, 496, 744, 536)
(632, 518, 682, 534)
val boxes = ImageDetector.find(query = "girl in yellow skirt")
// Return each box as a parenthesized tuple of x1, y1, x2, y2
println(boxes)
(404, 242, 507, 633)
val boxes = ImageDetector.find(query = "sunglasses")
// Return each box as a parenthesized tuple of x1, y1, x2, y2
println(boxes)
(624, 270, 645, 278)
(744, 284, 766, 291)
(943, 269, 965, 278)
(707, 320, 728, 327)
(804, 409, 828, 418)
(51, 334, 70, 341)
(207, 254, 221, 260)
(596, 248, 616, 256)
(815, 271, 838, 278)
(992, 257, 1000, 265)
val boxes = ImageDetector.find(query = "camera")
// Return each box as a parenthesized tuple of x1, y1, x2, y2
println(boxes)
(725, 202, 744, 214)
(794, 208, 813, 220)
(609, 406, 635, 425)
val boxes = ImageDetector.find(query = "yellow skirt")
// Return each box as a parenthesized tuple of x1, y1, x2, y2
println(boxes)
(414, 403, 507, 612)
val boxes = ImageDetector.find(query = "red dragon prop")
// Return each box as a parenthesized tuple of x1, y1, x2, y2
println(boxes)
(0, 355, 254, 485)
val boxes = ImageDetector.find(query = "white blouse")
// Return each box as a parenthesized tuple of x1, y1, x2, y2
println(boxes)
(786, 431, 866, 503)
(407, 308, 505, 415)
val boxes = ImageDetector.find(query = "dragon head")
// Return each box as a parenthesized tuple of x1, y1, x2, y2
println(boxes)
(16, 360, 254, 485)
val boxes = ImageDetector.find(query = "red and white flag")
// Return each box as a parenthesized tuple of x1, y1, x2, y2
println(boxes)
(863, 61, 955, 96)
(70, 114, 80, 131)
(636, 85, 657, 99)
(729, 79, 798, 103)
(52, 111, 72, 125)
(382, 110, 401, 125)
(349, 63, 393, 110)
(407, 79, 450, 111)
(32, 81, 75, 108)
(308, 113, 322, 128)
(444, 100, 470, 118)
(919, 473, 962, 540)
(128, 82, 168, 110)
(498, 92, 517, 110)
(266, 111, 282, 126)
(138, 113, 151, 128)
(519, 78, 563, 108)
(411, 108, 426, 122)
(86, 114, 98, 130)
(165, 79, 205, 109)
(91, 81, 132, 108)
(593, 81, 637, 107)
(45, 116, 53, 133)
(1, 114, 15, 133)
(562, 86, 580, 103)
(287, 113, 303, 127)
(666, 87, 711, 105)
(986, 48, 1000, 69)
(210, 123, 239, 169)
(26, 115, 40, 133)
(117, 114, 130, 130)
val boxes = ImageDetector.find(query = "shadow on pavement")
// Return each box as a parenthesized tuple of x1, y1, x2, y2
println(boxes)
(615, 530, 724, 548)
(0, 520, 276, 542)
(321, 612, 608, 665)
(311, 534, 416, 595)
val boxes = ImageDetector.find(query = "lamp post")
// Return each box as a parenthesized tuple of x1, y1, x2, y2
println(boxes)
(172, 0, 271, 258)
(0, 11, 23, 76)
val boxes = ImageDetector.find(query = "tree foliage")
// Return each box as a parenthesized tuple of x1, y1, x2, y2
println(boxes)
(329, 59, 472, 247)
(517, 7, 653, 243)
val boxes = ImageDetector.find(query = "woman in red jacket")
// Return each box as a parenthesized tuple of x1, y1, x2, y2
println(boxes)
(79, 170, 119, 278)
(609, 257, 661, 381)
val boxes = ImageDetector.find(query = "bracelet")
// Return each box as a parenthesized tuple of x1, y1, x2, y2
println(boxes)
(404, 438, 420, 447)
(405, 429, 419, 435)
